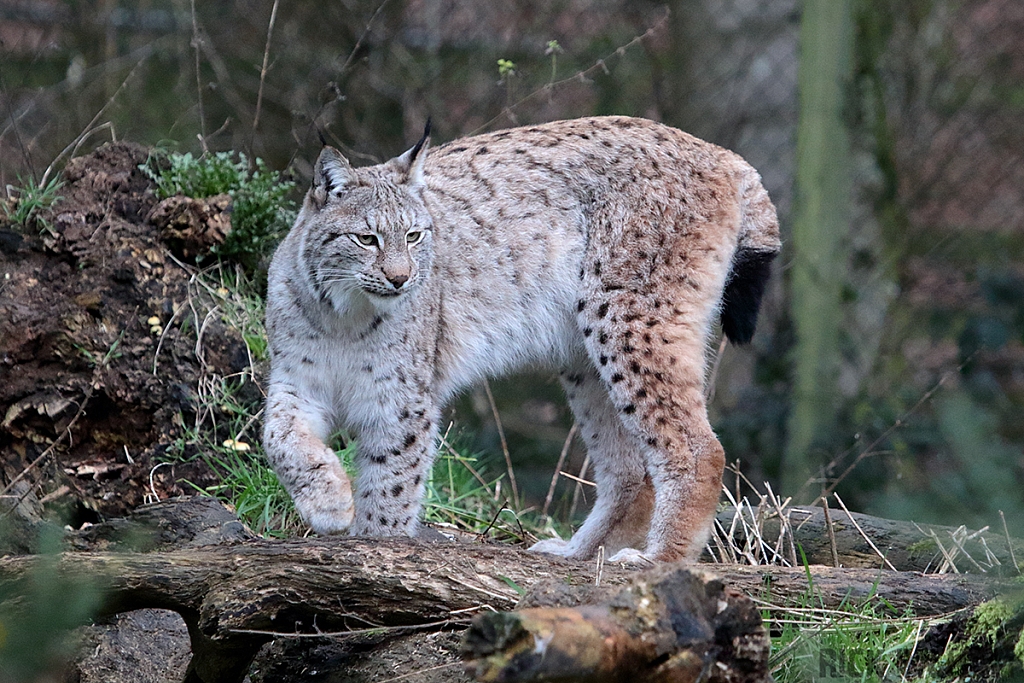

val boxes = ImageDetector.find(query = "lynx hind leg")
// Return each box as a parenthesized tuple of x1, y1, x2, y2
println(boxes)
(588, 298, 726, 563)
(529, 369, 649, 560)
(263, 389, 355, 535)
(578, 248, 736, 563)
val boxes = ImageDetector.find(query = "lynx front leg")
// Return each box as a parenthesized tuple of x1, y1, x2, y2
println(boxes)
(263, 388, 354, 535)
(349, 401, 441, 537)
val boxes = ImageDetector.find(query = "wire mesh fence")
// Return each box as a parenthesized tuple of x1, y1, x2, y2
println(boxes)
(1, 0, 1021, 528)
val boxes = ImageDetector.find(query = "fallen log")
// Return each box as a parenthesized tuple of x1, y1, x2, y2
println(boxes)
(0, 498, 1010, 682)
(463, 566, 769, 683)
(0, 537, 1001, 682)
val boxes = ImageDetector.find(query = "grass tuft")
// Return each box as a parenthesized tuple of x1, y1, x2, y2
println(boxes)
(764, 579, 930, 682)
(2, 174, 64, 235)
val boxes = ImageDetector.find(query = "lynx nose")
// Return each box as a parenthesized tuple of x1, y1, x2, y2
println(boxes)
(387, 273, 409, 289)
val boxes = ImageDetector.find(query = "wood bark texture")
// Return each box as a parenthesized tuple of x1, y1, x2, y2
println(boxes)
(463, 566, 769, 683)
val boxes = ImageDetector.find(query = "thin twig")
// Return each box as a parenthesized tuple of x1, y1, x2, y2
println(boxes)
(833, 493, 897, 571)
(542, 422, 577, 517)
(189, 0, 208, 153)
(704, 336, 728, 403)
(915, 524, 959, 574)
(229, 618, 466, 639)
(476, 504, 510, 542)
(69, 122, 116, 160)
(438, 433, 495, 497)
(0, 67, 34, 180)
(946, 525, 987, 573)
(468, 9, 670, 136)
(558, 470, 596, 487)
(901, 618, 926, 683)
(146, 462, 172, 505)
(764, 482, 796, 566)
(337, 0, 394, 77)
(299, 0, 394, 150)
(251, 0, 281, 149)
(482, 379, 519, 510)
(40, 56, 150, 187)
(568, 453, 591, 521)
(822, 494, 840, 568)
(152, 299, 185, 374)
(805, 355, 975, 504)
(732, 458, 742, 507)
(999, 510, 1020, 574)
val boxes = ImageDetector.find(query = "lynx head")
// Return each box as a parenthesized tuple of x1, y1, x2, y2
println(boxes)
(298, 125, 433, 311)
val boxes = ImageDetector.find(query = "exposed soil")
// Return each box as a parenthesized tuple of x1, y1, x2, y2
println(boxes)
(247, 632, 472, 683)
(0, 142, 247, 524)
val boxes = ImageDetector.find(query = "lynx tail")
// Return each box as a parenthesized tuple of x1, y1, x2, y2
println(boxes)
(721, 250, 774, 344)
(720, 164, 781, 345)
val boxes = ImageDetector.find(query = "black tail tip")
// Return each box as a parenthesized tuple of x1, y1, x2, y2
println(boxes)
(721, 250, 776, 345)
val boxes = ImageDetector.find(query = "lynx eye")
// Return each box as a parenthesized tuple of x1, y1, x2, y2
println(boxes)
(353, 234, 378, 248)
(406, 231, 424, 245)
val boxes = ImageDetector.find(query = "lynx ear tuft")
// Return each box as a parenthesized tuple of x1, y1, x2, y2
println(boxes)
(312, 146, 356, 208)
(390, 118, 431, 189)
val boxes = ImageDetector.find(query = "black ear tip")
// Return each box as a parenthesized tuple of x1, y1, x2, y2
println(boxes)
(410, 118, 432, 160)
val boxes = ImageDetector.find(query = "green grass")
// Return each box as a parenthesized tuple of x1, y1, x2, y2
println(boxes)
(766, 592, 927, 682)
(168, 407, 548, 542)
(142, 150, 296, 270)
(424, 436, 544, 542)
(2, 174, 63, 234)
(764, 549, 934, 682)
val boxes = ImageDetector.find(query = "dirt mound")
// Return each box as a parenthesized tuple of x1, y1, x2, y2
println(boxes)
(0, 143, 248, 522)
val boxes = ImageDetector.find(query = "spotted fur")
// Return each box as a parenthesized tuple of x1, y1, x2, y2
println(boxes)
(262, 116, 780, 562)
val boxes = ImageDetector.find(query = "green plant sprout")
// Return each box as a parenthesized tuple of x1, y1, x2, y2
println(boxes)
(545, 40, 563, 83)
(3, 174, 64, 235)
(497, 58, 517, 81)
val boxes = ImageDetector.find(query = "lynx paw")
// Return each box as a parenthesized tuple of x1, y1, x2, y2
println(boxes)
(294, 469, 355, 535)
(528, 537, 572, 556)
(607, 547, 654, 566)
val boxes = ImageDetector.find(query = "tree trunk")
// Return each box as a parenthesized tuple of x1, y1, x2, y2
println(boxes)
(784, 0, 854, 497)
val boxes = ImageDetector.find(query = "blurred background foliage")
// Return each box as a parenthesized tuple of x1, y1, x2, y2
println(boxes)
(1, 0, 1022, 533)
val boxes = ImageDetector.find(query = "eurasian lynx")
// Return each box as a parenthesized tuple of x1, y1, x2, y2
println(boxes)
(262, 117, 780, 563)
